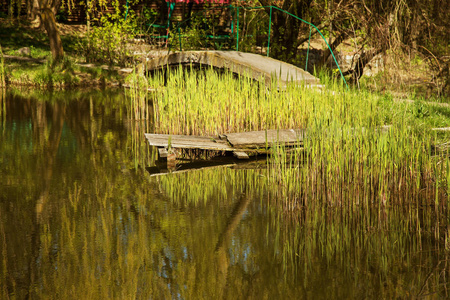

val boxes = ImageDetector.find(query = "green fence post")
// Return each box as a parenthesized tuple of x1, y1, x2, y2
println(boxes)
(230, 5, 234, 34)
(236, 7, 239, 51)
(305, 25, 312, 71)
(271, 6, 349, 89)
(178, 27, 182, 51)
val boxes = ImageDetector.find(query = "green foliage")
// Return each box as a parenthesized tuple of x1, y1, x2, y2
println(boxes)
(79, 0, 140, 67)
(172, 23, 208, 50)
(411, 54, 424, 66)
(134, 7, 158, 36)
(376, 92, 395, 123)
(7, 55, 78, 88)
(33, 57, 79, 87)
(411, 99, 430, 119)
(81, 18, 134, 66)
(172, 10, 222, 50)
(56, 8, 69, 22)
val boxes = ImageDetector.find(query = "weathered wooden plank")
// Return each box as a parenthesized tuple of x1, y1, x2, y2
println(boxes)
(145, 133, 233, 151)
(225, 129, 305, 149)
(158, 147, 168, 158)
(432, 127, 450, 131)
(233, 151, 250, 159)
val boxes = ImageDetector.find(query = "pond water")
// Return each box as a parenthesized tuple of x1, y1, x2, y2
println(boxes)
(1, 89, 449, 299)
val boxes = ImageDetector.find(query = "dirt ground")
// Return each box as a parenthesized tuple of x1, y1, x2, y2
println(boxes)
(57, 23, 88, 36)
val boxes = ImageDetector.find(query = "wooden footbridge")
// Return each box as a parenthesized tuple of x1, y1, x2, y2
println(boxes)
(143, 50, 320, 87)
(145, 129, 305, 162)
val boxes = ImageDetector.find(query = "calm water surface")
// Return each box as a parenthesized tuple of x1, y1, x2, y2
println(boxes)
(1, 89, 449, 299)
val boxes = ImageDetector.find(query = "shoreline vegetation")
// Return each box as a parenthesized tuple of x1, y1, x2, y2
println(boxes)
(2, 15, 450, 223)
(2, 3, 450, 296)
(0, 17, 448, 98)
(138, 66, 450, 252)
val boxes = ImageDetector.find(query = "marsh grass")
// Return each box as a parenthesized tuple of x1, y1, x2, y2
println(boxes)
(125, 69, 151, 121)
(124, 69, 155, 169)
(150, 65, 312, 136)
(133, 65, 450, 279)
(144, 66, 450, 212)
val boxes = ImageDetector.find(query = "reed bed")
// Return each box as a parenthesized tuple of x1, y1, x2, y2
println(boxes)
(142, 66, 450, 270)
(125, 70, 151, 121)
(146, 67, 449, 208)
(150, 66, 312, 136)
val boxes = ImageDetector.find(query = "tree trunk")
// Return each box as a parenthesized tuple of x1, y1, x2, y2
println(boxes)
(269, 12, 300, 61)
(342, 49, 382, 83)
(39, 5, 64, 62)
(8, 0, 14, 19)
(320, 32, 347, 66)
(259, 0, 312, 63)
(30, 0, 41, 26)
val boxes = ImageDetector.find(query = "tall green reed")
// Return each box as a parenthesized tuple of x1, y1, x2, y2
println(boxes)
(125, 68, 151, 121)
(150, 66, 310, 136)
(124, 68, 155, 169)
(0, 46, 5, 88)
(146, 66, 449, 210)
(127, 67, 450, 295)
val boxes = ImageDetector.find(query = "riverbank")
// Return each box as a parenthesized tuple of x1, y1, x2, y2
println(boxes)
(0, 19, 142, 88)
(1, 18, 448, 100)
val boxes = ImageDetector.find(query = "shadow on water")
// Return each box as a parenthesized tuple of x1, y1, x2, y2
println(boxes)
(146, 155, 268, 177)
(1, 88, 449, 299)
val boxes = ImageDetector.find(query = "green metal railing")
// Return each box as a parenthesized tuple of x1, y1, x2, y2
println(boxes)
(170, 5, 348, 89)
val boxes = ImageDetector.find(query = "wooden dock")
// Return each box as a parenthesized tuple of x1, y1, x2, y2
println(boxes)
(144, 129, 305, 161)
(143, 51, 321, 88)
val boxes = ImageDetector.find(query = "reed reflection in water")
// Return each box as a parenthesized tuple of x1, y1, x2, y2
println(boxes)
(0, 89, 449, 299)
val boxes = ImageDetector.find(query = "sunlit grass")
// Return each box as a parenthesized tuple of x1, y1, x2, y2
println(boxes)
(127, 66, 450, 288)
(150, 66, 314, 136)
(140, 66, 450, 211)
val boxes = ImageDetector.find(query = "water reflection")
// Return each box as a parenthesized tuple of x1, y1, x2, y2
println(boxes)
(0, 89, 449, 299)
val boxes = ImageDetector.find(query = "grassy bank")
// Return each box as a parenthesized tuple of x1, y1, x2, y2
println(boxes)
(0, 19, 127, 88)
